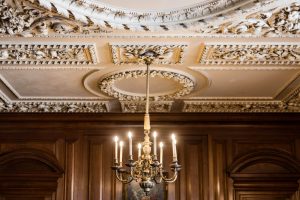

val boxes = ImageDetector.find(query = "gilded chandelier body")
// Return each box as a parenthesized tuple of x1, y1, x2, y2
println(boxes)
(111, 50, 181, 196)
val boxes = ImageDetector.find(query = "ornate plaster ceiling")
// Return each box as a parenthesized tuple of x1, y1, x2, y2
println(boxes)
(0, 0, 300, 113)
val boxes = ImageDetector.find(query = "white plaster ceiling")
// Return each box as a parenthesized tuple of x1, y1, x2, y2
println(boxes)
(0, 0, 300, 113)
(96, 0, 202, 11)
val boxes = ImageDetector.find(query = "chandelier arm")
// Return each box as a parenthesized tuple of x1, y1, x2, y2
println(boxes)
(160, 170, 178, 183)
(114, 170, 134, 184)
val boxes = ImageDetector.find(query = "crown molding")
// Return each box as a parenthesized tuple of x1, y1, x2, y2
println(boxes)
(0, 99, 109, 113)
(183, 87, 300, 112)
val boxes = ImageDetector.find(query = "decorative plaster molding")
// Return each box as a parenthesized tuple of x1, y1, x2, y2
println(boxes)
(120, 101, 173, 113)
(42, 0, 242, 25)
(0, 0, 110, 37)
(0, 43, 97, 65)
(197, 2, 300, 37)
(200, 44, 300, 65)
(98, 69, 195, 101)
(32, 0, 296, 36)
(0, 99, 108, 112)
(183, 88, 300, 112)
(283, 87, 300, 111)
(183, 101, 286, 112)
(1, 0, 298, 37)
(110, 44, 187, 65)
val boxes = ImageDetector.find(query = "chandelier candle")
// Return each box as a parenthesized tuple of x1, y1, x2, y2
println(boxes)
(159, 142, 163, 165)
(128, 132, 133, 159)
(171, 134, 177, 162)
(138, 143, 142, 159)
(111, 50, 181, 196)
(114, 136, 119, 163)
(119, 141, 124, 166)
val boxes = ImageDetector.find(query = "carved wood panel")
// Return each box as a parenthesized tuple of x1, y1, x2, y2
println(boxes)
(0, 113, 299, 200)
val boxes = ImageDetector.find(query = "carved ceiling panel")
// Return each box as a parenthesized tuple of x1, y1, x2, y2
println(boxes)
(0, 43, 97, 65)
(199, 44, 300, 65)
(0, 0, 300, 113)
(110, 44, 187, 65)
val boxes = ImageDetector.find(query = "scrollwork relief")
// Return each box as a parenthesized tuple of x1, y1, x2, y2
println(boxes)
(200, 44, 300, 65)
(110, 44, 187, 65)
(0, 43, 97, 65)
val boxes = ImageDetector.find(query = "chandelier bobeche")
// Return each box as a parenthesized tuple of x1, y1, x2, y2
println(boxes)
(111, 50, 181, 196)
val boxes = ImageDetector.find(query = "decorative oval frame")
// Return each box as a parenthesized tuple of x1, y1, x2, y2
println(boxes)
(98, 68, 196, 101)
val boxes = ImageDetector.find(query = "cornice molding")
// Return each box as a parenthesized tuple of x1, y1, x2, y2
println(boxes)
(0, 43, 97, 65)
(183, 87, 300, 112)
(0, 99, 109, 113)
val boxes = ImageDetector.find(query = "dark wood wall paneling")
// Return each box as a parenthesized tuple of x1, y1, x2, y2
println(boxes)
(0, 113, 300, 200)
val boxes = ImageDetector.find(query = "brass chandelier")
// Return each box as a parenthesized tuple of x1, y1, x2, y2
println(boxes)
(111, 50, 181, 196)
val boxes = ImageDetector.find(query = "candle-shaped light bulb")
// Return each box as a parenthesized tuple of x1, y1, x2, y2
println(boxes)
(159, 142, 164, 165)
(138, 143, 142, 159)
(114, 136, 119, 163)
(119, 141, 124, 166)
(171, 134, 177, 162)
(153, 131, 157, 157)
(128, 131, 133, 159)
(171, 134, 175, 141)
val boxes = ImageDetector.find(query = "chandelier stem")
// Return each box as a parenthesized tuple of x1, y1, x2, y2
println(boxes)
(144, 62, 151, 131)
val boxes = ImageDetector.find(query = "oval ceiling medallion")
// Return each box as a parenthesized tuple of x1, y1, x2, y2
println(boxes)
(98, 69, 195, 101)
(38, 0, 255, 31)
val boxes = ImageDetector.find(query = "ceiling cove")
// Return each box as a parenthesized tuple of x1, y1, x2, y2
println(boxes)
(0, 0, 299, 113)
